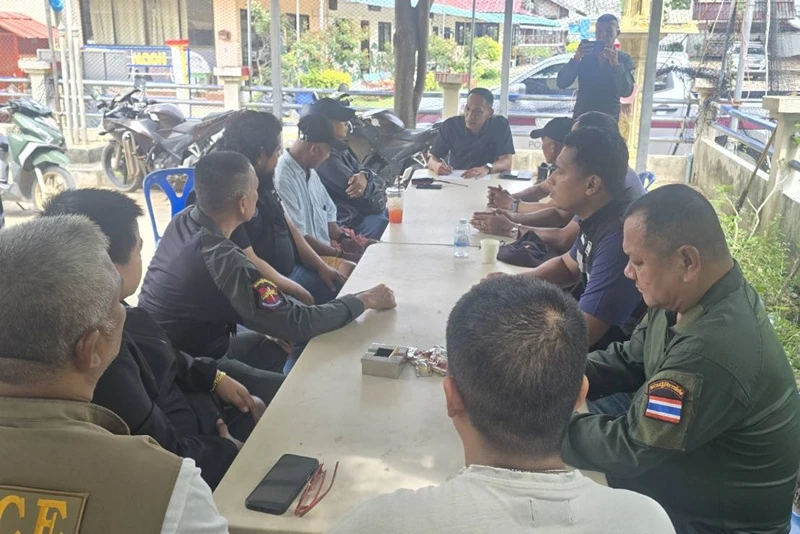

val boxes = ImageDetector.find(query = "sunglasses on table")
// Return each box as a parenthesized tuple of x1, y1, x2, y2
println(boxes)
(294, 461, 340, 517)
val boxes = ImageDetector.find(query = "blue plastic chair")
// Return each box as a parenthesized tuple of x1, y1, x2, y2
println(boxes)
(143, 168, 194, 244)
(638, 171, 656, 191)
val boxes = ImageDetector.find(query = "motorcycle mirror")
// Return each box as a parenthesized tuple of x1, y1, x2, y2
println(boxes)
(133, 75, 146, 91)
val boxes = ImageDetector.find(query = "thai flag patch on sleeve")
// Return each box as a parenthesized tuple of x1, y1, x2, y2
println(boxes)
(645, 379, 685, 424)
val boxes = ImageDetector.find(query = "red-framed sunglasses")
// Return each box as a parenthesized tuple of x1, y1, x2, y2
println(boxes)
(294, 461, 339, 517)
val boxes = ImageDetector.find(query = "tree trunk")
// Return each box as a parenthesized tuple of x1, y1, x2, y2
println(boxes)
(413, 0, 431, 115)
(394, 0, 432, 128)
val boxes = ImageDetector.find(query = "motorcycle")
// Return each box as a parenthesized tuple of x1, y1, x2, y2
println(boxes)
(304, 93, 441, 185)
(0, 99, 75, 211)
(99, 78, 239, 192)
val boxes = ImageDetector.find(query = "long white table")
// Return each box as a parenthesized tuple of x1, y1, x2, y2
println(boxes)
(213, 244, 527, 533)
(213, 171, 602, 533)
(381, 170, 532, 246)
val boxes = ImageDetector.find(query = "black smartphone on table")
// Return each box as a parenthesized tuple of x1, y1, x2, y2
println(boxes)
(416, 183, 443, 189)
(245, 454, 319, 515)
(500, 171, 533, 181)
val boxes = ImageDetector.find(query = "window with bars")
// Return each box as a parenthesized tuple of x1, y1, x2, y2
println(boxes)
(455, 21, 499, 44)
(378, 22, 392, 51)
(361, 20, 370, 51)
(286, 13, 311, 35)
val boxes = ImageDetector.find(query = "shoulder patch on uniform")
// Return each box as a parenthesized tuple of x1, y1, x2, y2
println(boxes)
(252, 278, 287, 311)
(0, 485, 88, 533)
(645, 379, 685, 424)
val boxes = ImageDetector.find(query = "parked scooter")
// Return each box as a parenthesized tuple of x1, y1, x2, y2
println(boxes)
(99, 77, 239, 192)
(0, 99, 75, 211)
(304, 93, 441, 184)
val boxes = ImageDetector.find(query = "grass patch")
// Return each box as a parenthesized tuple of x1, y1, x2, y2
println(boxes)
(349, 96, 394, 109)
(714, 188, 800, 377)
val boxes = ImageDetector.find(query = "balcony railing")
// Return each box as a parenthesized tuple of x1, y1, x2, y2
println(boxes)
(692, 0, 795, 21)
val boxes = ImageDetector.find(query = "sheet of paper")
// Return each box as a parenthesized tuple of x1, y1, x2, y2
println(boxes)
(440, 170, 491, 181)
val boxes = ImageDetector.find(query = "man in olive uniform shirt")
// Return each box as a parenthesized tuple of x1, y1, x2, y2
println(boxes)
(139, 151, 396, 373)
(562, 185, 800, 532)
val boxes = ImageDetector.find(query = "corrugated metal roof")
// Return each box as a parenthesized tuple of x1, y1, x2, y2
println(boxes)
(0, 12, 54, 40)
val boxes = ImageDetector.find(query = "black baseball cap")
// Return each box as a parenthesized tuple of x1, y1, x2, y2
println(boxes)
(308, 97, 356, 122)
(297, 113, 347, 150)
(529, 117, 575, 143)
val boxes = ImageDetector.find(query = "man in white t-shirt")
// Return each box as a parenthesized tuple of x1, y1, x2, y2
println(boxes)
(274, 113, 368, 263)
(330, 276, 674, 534)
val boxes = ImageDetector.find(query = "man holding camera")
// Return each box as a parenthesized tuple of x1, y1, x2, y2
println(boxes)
(557, 14, 635, 121)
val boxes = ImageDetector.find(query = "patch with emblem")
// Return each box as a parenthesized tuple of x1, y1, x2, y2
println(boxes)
(0, 485, 87, 533)
(252, 278, 287, 311)
(645, 379, 685, 424)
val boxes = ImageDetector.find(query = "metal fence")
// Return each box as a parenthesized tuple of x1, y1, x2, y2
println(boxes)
(0, 77, 31, 102)
(8, 0, 799, 143)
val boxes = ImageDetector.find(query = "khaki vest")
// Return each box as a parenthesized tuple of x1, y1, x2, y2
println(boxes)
(0, 396, 182, 534)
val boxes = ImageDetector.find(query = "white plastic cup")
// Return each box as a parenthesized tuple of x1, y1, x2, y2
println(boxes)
(480, 239, 500, 264)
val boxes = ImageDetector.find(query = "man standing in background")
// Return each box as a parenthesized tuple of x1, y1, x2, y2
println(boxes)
(557, 14, 635, 120)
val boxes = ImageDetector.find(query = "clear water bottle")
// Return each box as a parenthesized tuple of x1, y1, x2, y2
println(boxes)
(454, 217, 470, 258)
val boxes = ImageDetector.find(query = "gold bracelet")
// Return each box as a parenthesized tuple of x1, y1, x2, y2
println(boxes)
(212, 370, 227, 391)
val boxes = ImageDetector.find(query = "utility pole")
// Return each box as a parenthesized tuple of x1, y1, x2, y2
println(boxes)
(634, 0, 665, 173)
(271, 0, 283, 118)
(467, 0, 477, 88)
(499, 0, 513, 117)
(731, 0, 755, 132)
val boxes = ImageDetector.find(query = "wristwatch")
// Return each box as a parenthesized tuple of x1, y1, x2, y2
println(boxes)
(485, 163, 494, 173)
(510, 224, 522, 239)
(511, 199, 521, 213)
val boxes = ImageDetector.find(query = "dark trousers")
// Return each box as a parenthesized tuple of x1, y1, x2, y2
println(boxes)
(353, 211, 389, 240)
(290, 263, 341, 304)
(587, 392, 634, 416)
(218, 332, 286, 406)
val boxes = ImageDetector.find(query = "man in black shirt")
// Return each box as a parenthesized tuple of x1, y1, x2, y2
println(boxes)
(41, 188, 277, 489)
(224, 111, 352, 306)
(312, 98, 389, 240)
(428, 88, 515, 179)
(557, 14, 635, 120)
(138, 152, 396, 372)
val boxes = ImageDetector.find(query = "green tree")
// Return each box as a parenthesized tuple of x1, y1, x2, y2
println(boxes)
(428, 33, 457, 71)
(394, 0, 433, 127)
(473, 36, 501, 62)
(331, 20, 369, 76)
(250, 4, 294, 84)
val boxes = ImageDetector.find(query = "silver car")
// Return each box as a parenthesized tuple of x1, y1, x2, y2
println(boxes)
(729, 43, 767, 81)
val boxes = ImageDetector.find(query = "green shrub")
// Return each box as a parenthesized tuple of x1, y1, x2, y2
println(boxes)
(425, 71, 440, 91)
(713, 190, 800, 375)
(298, 69, 352, 89)
(473, 36, 501, 62)
(428, 34, 458, 71)
(480, 66, 501, 80)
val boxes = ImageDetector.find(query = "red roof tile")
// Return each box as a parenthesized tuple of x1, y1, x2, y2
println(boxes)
(0, 12, 55, 40)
